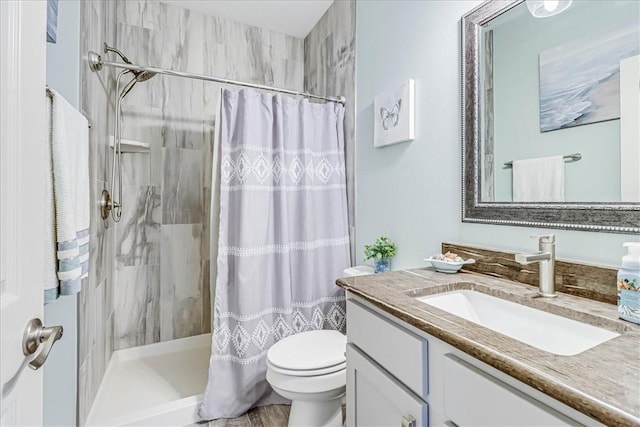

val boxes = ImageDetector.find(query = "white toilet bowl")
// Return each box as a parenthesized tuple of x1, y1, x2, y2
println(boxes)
(266, 330, 346, 427)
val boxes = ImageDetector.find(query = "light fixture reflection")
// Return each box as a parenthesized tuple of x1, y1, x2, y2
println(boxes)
(526, 0, 573, 18)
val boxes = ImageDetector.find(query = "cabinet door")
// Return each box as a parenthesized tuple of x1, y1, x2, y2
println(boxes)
(347, 300, 429, 398)
(444, 354, 577, 426)
(346, 344, 428, 427)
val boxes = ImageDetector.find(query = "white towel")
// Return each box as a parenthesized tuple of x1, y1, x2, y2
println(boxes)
(44, 88, 90, 303)
(512, 155, 565, 202)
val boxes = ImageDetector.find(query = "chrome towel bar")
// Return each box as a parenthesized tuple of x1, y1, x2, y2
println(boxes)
(504, 153, 581, 168)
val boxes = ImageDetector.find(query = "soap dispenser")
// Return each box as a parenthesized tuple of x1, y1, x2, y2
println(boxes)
(618, 242, 640, 324)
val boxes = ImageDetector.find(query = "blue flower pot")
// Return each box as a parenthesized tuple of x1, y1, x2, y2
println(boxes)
(374, 258, 391, 273)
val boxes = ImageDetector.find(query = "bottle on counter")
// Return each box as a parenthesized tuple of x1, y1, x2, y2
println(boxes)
(618, 242, 640, 324)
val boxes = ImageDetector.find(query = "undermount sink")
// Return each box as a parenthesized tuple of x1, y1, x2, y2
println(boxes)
(417, 290, 619, 356)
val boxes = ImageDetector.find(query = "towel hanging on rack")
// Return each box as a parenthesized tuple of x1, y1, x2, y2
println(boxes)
(44, 88, 91, 303)
(512, 155, 565, 203)
(46, 87, 92, 128)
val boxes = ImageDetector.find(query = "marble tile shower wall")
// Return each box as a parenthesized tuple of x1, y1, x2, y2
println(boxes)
(112, 0, 305, 350)
(78, 0, 117, 424)
(304, 0, 356, 262)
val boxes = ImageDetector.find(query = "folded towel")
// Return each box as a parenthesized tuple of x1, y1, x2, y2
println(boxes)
(44, 88, 90, 303)
(512, 155, 565, 202)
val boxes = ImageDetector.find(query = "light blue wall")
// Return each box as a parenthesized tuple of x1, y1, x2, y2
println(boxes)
(491, 1, 639, 202)
(355, 0, 634, 272)
(355, 0, 481, 270)
(44, 0, 80, 425)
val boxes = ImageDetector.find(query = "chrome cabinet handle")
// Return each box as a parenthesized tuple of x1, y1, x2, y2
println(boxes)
(22, 318, 63, 370)
(401, 415, 416, 427)
(444, 421, 459, 427)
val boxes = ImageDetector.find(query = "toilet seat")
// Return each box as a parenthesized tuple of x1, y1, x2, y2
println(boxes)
(267, 330, 346, 377)
(267, 359, 346, 377)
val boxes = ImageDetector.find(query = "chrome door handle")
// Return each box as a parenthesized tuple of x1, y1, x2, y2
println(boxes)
(22, 318, 63, 370)
(401, 415, 416, 427)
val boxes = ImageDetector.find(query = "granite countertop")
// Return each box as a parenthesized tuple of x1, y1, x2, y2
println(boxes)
(336, 268, 640, 427)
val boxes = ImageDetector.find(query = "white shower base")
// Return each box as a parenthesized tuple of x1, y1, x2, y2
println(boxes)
(86, 333, 211, 426)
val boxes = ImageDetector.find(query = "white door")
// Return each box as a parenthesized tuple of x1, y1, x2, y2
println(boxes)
(0, 1, 49, 425)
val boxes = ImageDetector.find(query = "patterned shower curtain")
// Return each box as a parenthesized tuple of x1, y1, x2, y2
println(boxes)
(199, 89, 351, 420)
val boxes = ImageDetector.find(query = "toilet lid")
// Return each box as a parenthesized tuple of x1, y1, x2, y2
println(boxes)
(267, 330, 346, 372)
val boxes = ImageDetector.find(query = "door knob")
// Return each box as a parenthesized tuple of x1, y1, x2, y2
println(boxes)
(22, 318, 63, 370)
(401, 415, 416, 427)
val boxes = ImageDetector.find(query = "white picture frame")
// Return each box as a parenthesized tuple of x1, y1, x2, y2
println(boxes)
(374, 79, 415, 148)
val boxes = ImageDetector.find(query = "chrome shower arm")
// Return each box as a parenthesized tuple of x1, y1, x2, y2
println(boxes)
(103, 42, 133, 65)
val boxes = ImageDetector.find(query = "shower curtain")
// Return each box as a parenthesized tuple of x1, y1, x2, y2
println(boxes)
(199, 89, 351, 420)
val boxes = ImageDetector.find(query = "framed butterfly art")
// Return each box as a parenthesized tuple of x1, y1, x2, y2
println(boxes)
(374, 79, 415, 147)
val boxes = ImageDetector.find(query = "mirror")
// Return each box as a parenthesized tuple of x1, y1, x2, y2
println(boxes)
(462, 0, 640, 233)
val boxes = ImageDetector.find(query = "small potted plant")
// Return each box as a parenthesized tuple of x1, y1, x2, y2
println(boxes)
(364, 236, 397, 273)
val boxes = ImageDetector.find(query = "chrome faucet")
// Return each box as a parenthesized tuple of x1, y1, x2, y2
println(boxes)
(515, 234, 557, 298)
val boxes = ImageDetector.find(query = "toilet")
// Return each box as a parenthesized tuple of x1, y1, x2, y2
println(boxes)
(266, 329, 347, 427)
(265, 266, 373, 427)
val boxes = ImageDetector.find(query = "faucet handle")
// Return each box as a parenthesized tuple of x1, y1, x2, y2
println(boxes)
(530, 234, 555, 243)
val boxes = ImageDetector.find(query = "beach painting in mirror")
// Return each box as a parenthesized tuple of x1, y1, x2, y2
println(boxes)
(539, 23, 639, 132)
(374, 79, 415, 147)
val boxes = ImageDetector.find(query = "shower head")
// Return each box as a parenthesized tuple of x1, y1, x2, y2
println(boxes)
(119, 70, 157, 99)
(103, 43, 157, 87)
(135, 70, 157, 82)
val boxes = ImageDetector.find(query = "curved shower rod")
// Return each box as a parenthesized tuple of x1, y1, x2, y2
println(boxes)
(87, 50, 347, 105)
(89, 46, 346, 222)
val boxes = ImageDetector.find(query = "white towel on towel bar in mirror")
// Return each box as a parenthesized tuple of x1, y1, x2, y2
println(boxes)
(512, 155, 565, 203)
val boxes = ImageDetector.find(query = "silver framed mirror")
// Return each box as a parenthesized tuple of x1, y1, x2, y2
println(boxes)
(461, 0, 640, 234)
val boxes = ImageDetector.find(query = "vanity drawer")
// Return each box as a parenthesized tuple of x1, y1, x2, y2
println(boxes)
(443, 354, 575, 426)
(347, 299, 428, 397)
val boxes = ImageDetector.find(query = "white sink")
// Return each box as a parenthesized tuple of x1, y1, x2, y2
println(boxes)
(417, 290, 619, 356)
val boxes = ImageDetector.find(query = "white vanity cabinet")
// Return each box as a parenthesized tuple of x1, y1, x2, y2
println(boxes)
(346, 344, 428, 427)
(346, 299, 429, 427)
(345, 295, 603, 427)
